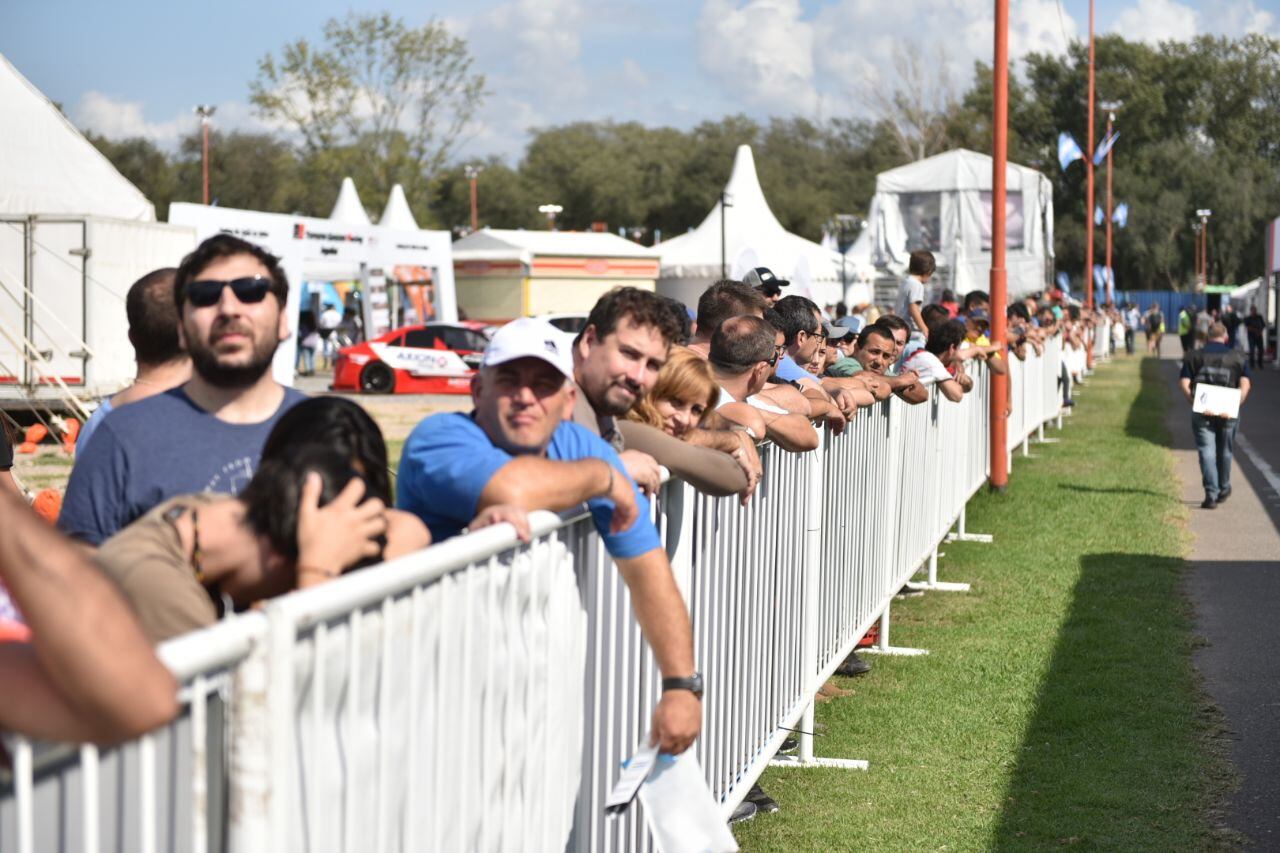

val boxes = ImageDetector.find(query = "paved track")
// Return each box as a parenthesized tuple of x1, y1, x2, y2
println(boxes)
(1159, 338, 1280, 849)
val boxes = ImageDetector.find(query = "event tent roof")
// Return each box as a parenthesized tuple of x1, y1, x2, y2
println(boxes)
(452, 228, 657, 265)
(379, 184, 418, 230)
(658, 145, 868, 305)
(329, 177, 371, 225)
(0, 52, 155, 220)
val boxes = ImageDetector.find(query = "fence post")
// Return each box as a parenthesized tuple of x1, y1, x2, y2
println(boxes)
(798, 431, 825, 764)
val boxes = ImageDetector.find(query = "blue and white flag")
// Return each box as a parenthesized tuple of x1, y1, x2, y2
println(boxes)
(1092, 130, 1120, 165)
(1113, 202, 1129, 228)
(1055, 271, 1071, 293)
(1095, 205, 1105, 226)
(1057, 132, 1085, 170)
(1093, 265, 1108, 289)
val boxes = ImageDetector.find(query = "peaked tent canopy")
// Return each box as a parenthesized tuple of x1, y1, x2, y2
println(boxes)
(379, 184, 418, 230)
(0, 52, 155, 220)
(868, 148, 1054, 298)
(658, 145, 871, 309)
(329, 177, 371, 225)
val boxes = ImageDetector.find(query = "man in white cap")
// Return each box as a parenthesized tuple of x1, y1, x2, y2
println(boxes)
(396, 317, 703, 755)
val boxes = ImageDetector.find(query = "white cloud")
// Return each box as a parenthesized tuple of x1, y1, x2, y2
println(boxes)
(1200, 0, 1278, 37)
(620, 58, 649, 89)
(73, 93, 277, 147)
(1110, 0, 1199, 43)
(696, 0, 820, 114)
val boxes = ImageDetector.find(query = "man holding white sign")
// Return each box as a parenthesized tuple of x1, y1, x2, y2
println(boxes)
(1180, 322, 1252, 509)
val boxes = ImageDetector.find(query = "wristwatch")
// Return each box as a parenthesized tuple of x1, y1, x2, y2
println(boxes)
(662, 672, 704, 699)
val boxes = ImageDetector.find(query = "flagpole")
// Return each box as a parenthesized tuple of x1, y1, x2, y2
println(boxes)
(990, 0, 1010, 492)
(1084, 0, 1096, 368)
(1105, 110, 1114, 305)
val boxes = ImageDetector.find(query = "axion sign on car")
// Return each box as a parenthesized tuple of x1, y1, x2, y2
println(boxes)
(331, 322, 489, 395)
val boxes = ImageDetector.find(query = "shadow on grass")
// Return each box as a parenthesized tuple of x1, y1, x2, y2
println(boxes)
(1125, 357, 1176, 446)
(1057, 483, 1169, 499)
(992, 553, 1221, 850)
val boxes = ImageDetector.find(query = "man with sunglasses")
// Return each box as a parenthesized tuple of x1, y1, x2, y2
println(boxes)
(710, 316, 818, 452)
(60, 234, 306, 545)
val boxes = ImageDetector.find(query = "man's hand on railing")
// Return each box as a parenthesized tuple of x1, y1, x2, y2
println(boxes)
(468, 504, 532, 542)
(731, 431, 762, 506)
(620, 449, 662, 497)
(296, 473, 387, 586)
(651, 689, 701, 755)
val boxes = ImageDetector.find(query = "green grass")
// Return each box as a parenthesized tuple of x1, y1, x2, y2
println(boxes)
(734, 355, 1235, 851)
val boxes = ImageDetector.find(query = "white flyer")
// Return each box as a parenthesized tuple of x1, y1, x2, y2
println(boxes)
(1193, 383, 1241, 419)
(638, 746, 739, 853)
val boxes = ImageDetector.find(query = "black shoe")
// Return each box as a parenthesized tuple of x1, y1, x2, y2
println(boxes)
(1062, 398, 1076, 407)
(835, 651, 872, 677)
(1201, 497, 1218, 509)
(729, 799, 758, 824)
(745, 783, 780, 813)
(1217, 487, 1232, 503)
(780, 736, 799, 753)
(896, 585, 925, 598)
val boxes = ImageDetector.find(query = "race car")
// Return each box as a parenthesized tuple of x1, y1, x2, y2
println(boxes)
(330, 323, 491, 395)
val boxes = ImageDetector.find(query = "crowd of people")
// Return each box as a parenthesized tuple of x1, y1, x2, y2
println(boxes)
(0, 237, 1086, 825)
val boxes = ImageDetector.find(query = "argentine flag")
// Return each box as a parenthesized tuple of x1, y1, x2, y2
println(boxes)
(1113, 203, 1129, 228)
(1057, 132, 1085, 171)
(1093, 130, 1120, 165)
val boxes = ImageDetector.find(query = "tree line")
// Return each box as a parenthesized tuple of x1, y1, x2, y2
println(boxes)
(88, 16, 1280, 291)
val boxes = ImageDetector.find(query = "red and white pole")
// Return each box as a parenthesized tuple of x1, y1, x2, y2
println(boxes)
(989, 0, 1010, 491)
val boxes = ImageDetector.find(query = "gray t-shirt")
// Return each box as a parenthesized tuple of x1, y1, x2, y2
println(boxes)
(897, 276, 926, 333)
(59, 386, 306, 545)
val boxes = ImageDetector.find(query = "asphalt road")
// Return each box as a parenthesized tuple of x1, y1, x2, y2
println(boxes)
(1160, 338, 1280, 849)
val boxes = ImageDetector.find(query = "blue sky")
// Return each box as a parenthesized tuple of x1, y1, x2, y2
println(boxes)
(5, 0, 1277, 161)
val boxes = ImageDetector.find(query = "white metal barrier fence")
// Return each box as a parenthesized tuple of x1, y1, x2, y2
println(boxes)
(4, 344, 1072, 852)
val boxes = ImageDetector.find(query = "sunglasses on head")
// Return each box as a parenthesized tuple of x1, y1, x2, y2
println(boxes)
(185, 276, 276, 308)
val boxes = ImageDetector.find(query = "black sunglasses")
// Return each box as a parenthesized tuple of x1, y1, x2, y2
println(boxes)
(185, 276, 276, 308)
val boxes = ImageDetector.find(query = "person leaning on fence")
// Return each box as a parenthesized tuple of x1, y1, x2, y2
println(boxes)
(59, 234, 307, 546)
(709, 316, 820, 452)
(76, 268, 192, 454)
(572, 287, 760, 503)
(1179, 321, 1252, 510)
(770, 294, 865, 430)
(687, 278, 768, 359)
(395, 317, 702, 755)
(0, 490, 178, 742)
(834, 323, 929, 404)
(903, 320, 970, 402)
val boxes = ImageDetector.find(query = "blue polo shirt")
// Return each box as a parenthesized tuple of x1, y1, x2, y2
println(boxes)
(774, 354, 813, 383)
(397, 412, 661, 558)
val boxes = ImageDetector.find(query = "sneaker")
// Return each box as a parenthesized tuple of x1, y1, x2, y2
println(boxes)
(745, 783, 780, 813)
(729, 800, 758, 825)
(1201, 497, 1218, 509)
(896, 585, 925, 598)
(835, 651, 872, 677)
(1217, 487, 1232, 503)
(857, 625, 880, 648)
(1062, 398, 1076, 407)
(780, 736, 799, 753)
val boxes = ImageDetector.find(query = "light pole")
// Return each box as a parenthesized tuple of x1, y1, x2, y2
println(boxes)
(1100, 101, 1121, 306)
(990, 0, 1010, 491)
(538, 203, 563, 231)
(1084, 0, 1096, 367)
(1196, 209, 1212, 287)
(464, 164, 484, 233)
(719, 192, 734, 280)
(194, 105, 216, 206)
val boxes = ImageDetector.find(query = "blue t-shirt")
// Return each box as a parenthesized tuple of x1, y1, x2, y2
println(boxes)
(774, 354, 813, 383)
(396, 412, 662, 559)
(59, 386, 307, 545)
(75, 396, 114, 454)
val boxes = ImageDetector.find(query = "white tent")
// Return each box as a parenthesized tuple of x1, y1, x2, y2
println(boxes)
(658, 145, 872, 310)
(868, 149, 1054, 299)
(0, 52, 154, 220)
(380, 184, 418, 230)
(330, 176, 371, 225)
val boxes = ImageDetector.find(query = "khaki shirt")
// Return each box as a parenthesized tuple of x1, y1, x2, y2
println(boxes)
(572, 385, 624, 451)
(95, 494, 222, 643)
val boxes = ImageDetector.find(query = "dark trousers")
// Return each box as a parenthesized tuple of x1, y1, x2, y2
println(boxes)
(1180, 333, 1194, 354)
(1124, 329, 1135, 354)
(1191, 412, 1239, 500)
(1248, 335, 1264, 367)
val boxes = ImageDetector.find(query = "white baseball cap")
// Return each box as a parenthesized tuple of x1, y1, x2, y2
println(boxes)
(481, 317, 575, 379)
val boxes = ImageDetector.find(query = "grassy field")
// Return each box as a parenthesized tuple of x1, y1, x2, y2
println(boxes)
(734, 355, 1235, 851)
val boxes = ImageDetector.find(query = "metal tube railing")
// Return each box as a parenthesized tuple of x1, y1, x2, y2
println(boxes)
(4, 338, 1070, 852)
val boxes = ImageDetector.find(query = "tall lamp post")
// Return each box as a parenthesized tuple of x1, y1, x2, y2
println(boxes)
(538, 203, 563, 231)
(1100, 101, 1121, 305)
(990, 0, 1011, 490)
(464, 164, 484, 233)
(194, 105, 216, 206)
(719, 192, 734, 279)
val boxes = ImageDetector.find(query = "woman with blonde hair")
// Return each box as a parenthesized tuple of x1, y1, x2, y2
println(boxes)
(627, 346, 720, 438)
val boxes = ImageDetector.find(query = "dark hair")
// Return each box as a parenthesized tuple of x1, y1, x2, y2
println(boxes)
(857, 323, 895, 348)
(921, 303, 949, 327)
(772, 295, 821, 346)
(835, 302, 848, 318)
(926, 319, 966, 356)
(1007, 302, 1031, 322)
(260, 397, 391, 504)
(762, 307, 784, 333)
(877, 313, 910, 334)
(940, 289, 957, 303)
(660, 296, 692, 346)
(1067, 304, 1082, 321)
(241, 446, 369, 561)
(709, 315, 775, 374)
(963, 290, 990, 312)
(908, 250, 936, 277)
(583, 287, 684, 349)
(125, 268, 183, 365)
(695, 280, 767, 336)
(174, 234, 289, 311)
